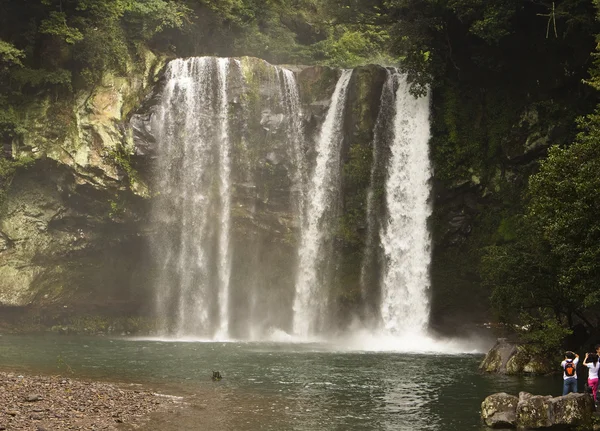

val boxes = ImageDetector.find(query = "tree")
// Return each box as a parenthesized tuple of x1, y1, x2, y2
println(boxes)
(483, 108, 600, 344)
(528, 111, 600, 327)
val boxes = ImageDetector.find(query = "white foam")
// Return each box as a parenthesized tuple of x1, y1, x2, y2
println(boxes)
(327, 329, 488, 354)
(127, 330, 489, 355)
(129, 336, 235, 343)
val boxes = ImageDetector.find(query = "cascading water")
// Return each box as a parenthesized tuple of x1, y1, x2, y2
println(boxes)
(149, 57, 432, 343)
(215, 58, 232, 338)
(151, 57, 235, 338)
(359, 69, 397, 323)
(237, 62, 307, 340)
(280, 68, 306, 216)
(292, 69, 353, 338)
(151, 57, 310, 339)
(379, 75, 432, 336)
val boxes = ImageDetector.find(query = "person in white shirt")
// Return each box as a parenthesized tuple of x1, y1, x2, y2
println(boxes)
(561, 351, 579, 395)
(583, 352, 600, 404)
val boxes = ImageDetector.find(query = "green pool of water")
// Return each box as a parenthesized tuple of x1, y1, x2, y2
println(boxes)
(0, 334, 561, 430)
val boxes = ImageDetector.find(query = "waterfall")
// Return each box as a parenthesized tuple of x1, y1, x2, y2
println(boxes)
(292, 69, 353, 338)
(148, 57, 432, 342)
(280, 68, 306, 217)
(239, 62, 307, 339)
(379, 75, 432, 335)
(359, 69, 397, 324)
(216, 58, 232, 338)
(151, 57, 234, 338)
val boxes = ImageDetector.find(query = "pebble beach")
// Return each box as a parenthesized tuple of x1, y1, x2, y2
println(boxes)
(0, 371, 183, 430)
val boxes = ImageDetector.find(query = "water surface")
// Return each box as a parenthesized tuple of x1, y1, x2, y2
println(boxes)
(0, 335, 561, 430)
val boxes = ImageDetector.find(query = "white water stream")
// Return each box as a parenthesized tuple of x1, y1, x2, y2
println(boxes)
(292, 69, 353, 338)
(216, 58, 232, 338)
(152, 57, 235, 338)
(380, 75, 432, 335)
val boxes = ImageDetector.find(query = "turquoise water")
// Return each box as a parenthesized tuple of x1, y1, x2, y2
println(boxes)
(0, 334, 560, 430)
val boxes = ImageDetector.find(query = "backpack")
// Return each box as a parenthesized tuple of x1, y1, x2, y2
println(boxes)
(565, 361, 576, 377)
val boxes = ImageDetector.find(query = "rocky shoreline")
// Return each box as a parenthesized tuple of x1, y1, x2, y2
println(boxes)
(0, 371, 184, 430)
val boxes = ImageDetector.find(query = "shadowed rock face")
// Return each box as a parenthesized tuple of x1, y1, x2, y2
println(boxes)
(0, 49, 165, 328)
(0, 57, 394, 333)
(0, 160, 151, 313)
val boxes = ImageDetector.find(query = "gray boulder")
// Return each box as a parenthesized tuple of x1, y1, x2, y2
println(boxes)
(480, 338, 518, 373)
(481, 392, 519, 428)
(481, 391, 594, 429)
(480, 338, 553, 375)
(550, 392, 594, 428)
(516, 392, 553, 428)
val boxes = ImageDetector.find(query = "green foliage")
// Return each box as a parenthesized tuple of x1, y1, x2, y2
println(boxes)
(0, 105, 26, 138)
(528, 110, 600, 307)
(0, 40, 24, 68)
(483, 106, 600, 339)
(11, 67, 72, 90)
(383, 0, 598, 93)
(123, 0, 188, 41)
(447, 0, 518, 43)
(429, 80, 523, 183)
(482, 216, 559, 322)
(0, 0, 189, 91)
(311, 26, 395, 67)
(108, 145, 138, 188)
(74, 23, 131, 85)
(39, 11, 84, 44)
(519, 313, 573, 357)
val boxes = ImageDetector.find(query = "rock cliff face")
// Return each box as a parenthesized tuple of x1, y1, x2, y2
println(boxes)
(0, 49, 165, 329)
(0, 56, 392, 333)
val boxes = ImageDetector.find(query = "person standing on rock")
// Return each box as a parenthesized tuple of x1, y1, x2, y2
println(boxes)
(583, 352, 600, 405)
(561, 351, 579, 395)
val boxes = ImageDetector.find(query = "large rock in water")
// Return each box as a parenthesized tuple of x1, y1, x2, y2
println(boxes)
(481, 392, 594, 429)
(480, 338, 553, 375)
(480, 338, 518, 373)
(481, 392, 519, 428)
